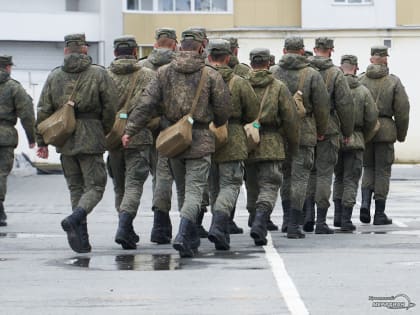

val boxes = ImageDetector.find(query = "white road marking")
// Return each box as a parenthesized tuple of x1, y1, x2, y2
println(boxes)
(264, 233, 309, 315)
(393, 220, 408, 228)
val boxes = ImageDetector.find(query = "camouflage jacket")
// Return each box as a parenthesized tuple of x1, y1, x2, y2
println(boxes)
(108, 57, 156, 149)
(229, 55, 252, 79)
(138, 48, 174, 72)
(125, 51, 232, 159)
(247, 70, 300, 162)
(341, 74, 378, 151)
(270, 53, 330, 147)
(213, 65, 259, 163)
(310, 57, 354, 138)
(0, 69, 35, 148)
(36, 53, 117, 155)
(359, 64, 409, 143)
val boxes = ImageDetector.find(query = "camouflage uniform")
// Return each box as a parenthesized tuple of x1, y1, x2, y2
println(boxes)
(0, 55, 35, 226)
(246, 48, 300, 246)
(359, 46, 409, 224)
(36, 34, 117, 252)
(223, 36, 252, 79)
(270, 37, 330, 237)
(332, 55, 379, 231)
(125, 29, 231, 257)
(307, 37, 354, 233)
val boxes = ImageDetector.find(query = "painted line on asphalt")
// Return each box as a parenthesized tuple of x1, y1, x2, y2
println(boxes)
(264, 233, 309, 315)
(393, 220, 408, 228)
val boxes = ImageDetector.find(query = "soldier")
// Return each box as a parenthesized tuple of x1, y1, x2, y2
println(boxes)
(222, 36, 252, 79)
(139, 28, 178, 245)
(270, 37, 330, 238)
(206, 39, 259, 249)
(0, 55, 36, 226)
(269, 55, 276, 67)
(333, 55, 378, 232)
(246, 48, 300, 246)
(36, 33, 117, 253)
(107, 36, 156, 249)
(306, 37, 354, 234)
(359, 46, 409, 225)
(122, 29, 231, 258)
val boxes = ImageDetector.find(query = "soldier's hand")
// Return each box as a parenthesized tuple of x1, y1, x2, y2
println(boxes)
(317, 134, 325, 141)
(342, 137, 350, 145)
(37, 146, 49, 159)
(121, 134, 131, 148)
(29, 143, 35, 149)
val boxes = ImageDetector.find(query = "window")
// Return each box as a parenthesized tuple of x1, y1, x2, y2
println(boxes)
(333, 0, 372, 4)
(125, 0, 230, 13)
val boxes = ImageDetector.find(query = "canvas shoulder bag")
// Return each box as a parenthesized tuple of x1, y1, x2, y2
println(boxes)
(156, 67, 208, 158)
(243, 85, 270, 152)
(37, 74, 81, 147)
(293, 68, 309, 119)
(106, 70, 141, 150)
(365, 77, 386, 143)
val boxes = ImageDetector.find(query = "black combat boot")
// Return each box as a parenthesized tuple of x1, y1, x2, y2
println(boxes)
(303, 197, 315, 232)
(79, 218, 92, 252)
(315, 208, 334, 234)
(61, 207, 91, 253)
(340, 206, 356, 232)
(115, 211, 137, 250)
(208, 211, 230, 250)
(228, 206, 244, 234)
(287, 209, 306, 239)
(267, 212, 279, 231)
(150, 208, 172, 244)
(173, 217, 198, 258)
(197, 206, 208, 238)
(333, 199, 342, 227)
(373, 199, 392, 225)
(281, 200, 291, 233)
(360, 188, 373, 224)
(248, 210, 255, 228)
(250, 209, 269, 246)
(0, 201, 7, 227)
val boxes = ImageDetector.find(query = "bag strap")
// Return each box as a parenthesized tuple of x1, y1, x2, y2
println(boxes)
(67, 74, 82, 104)
(256, 86, 270, 122)
(122, 70, 142, 114)
(324, 68, 334, 91)
(297, 68, 309, 92)
(189, 67, 208, 116)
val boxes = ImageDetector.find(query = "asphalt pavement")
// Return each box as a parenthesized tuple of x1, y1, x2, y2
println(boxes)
(1, 164, 420, 315)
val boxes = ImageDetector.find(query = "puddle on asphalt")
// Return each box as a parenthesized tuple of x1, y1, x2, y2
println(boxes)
(359, 230, 420, 236)
(0, 232, 62, 238)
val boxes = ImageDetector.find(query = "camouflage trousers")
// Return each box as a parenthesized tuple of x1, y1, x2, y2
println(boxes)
(245, 160, 283, 214)
(209, 161, 244, 216)
(333, 149, 363, 208)
(361, 142, 394, 201)
(169, 155, 211, 222)
(61, 154, 107, 214)
(0, 147, 14, 202)
(107, 146, 150, 217)
(152, 153, 175, 213)
(307, 136, 340, 209)
(149, 144, 158, 192)
(280, 146, 315, 211)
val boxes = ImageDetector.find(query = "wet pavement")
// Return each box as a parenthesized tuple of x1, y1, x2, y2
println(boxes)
(1, 164, 420, 314)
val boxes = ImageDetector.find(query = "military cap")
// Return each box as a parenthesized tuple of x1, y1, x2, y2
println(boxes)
(371, 45, 389, 57)
(155, 27, 177, 41)
(188, 26, 207, 39)
(0, 55, 14, 66)
(181, 29, 205, 43)
(341, 54, 358, 65)
(113, 35, 138, 49)
(207, 39, 231, 55)
(64, 33, 88, 46)
(315, 37, 334, 49)
(221, 36, 239, 49)
(284, 36, 304, 51)
(249, 48, 271, 62)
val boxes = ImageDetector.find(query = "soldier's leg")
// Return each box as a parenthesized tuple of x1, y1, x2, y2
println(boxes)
(315, 137, 339, 234)
(149, 144, 158, 193)
(360, 142, 375, 223)
(333, 150, 344, 227)
(250, 161, 282, 246)
(60, 154, 84, 210)
(170, 158, 186, 210)
(373, 142, 394, 225)
(0, 147, 15, 226)
(303, 160, 317, 232)
(107, 150, 125, 211)
(244, 161, 259, 227)
(197, 184, 210, 238)
(280, 152, 292, 232)
(116, 147, 150, 249)
(208, 161, 220, 211)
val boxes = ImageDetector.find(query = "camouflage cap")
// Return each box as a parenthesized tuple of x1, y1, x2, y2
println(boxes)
(207, 39, 231, 55)
(249, 48, 271, 62)
(315, 37, 334, 49)
(284, 36, 304, 51)
(221, 36, 239, 49)
(64, 33, 88, 46)
(155, 27, 177, 41)
(0, 55, 14, 66)
(341, 54, 358, 65)
(371, 45, 389, 57)
(113, 35, 138, 49)
(181, 29, 205, 43)
(188, 26, 207, 39)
